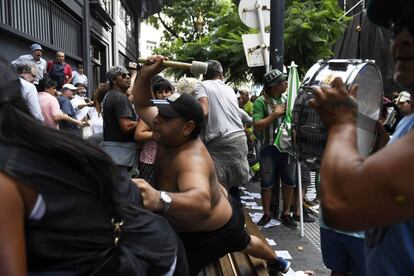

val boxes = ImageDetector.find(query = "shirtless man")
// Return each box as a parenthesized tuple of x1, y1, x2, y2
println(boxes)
(132, 55, 290, 275)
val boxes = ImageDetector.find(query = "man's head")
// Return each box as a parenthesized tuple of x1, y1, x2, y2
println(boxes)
(61, 83, 77, 99)
(14, 62, 37, 83)
(56, 51, 65, 64)
(152, 93, 204, 143)
(30, 43, 43, 61)
(239, 90, 250, 105)
(75, 82, 87, 96)
(368, 0, 414, 90)
(263, 69, 287, 97)
(38, 78, 57, 96)
(106, 65, 131, 92)
(203, 60, 223, 81)
(77, 64, 84, 74)
(395, 91, 412, 115)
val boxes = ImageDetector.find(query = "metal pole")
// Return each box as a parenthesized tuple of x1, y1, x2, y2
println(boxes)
(297, 161, 304, 238)
(270, 0, 285, 71)
(256, 0, 270, 72)
(83, 0, 91, 97)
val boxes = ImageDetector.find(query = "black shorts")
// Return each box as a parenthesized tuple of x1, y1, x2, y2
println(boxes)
(179, 196, 251, 275)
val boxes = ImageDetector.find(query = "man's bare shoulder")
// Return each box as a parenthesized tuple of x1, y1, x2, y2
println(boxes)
(172, 139, 212, 170)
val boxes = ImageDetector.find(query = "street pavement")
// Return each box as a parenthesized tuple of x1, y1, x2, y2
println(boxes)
(243, 179, 330, 276)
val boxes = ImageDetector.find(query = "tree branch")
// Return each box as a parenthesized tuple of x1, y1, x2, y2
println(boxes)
(156, 13, 182, 41)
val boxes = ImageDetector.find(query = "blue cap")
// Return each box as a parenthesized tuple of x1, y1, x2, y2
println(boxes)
(30, 43, 43, 53)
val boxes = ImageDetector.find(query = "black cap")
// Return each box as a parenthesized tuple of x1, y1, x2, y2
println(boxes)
(367, 0, 414, 28)
(151, 93, 204, 127)
(263, 69, 287, 88)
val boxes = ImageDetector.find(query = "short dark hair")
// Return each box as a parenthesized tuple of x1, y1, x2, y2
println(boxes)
(75, 82, 87, 88)
(203, 60, 223, 80)
(38, 78, 57, 92)
(153, 79, 173, 93)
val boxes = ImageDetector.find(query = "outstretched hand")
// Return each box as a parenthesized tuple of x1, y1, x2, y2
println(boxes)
(309, 77, 358, 129)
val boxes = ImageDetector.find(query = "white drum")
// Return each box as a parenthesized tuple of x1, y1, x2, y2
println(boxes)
(292, 59, 383, 171)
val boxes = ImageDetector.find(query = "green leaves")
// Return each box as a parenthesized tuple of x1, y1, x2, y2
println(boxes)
(149, 0, 348, 85)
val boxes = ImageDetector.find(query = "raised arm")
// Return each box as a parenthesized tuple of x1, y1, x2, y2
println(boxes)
(133, 56, 166, 128)
(310, 77, 414, 231)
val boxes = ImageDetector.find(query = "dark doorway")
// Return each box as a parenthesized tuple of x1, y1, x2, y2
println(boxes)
(90, 37, 107, 94)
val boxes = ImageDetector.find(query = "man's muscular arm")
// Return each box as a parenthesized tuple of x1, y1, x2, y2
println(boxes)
(133, 56, 166, 128)
(134, 154, 213, 232)
(310, 77, 414, 231)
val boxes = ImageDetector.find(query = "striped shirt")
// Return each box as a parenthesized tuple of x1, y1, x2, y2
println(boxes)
(252, 93, 287, 146)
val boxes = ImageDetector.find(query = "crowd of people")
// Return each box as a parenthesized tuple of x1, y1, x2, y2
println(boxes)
(0, 0, 414, 275)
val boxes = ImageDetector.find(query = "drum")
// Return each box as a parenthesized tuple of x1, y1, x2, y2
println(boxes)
(292, 59, 383, 171)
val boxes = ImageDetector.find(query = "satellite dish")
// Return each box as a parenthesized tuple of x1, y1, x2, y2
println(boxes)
(238, 0, 271, 29)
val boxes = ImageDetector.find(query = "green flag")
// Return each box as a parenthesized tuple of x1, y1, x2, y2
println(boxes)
(274, 61, 300, 156)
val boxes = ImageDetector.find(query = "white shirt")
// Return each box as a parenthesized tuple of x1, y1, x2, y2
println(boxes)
(72, 71, 88, 86)
(19, 78, 44, 122)
(13, 54, 47, 84)
(194, 79, 244, 142)
(87, 107, 103, 134)
(70, 94, 90, 120)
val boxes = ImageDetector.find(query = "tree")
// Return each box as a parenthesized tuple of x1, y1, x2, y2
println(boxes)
(148, 0, 348, 85)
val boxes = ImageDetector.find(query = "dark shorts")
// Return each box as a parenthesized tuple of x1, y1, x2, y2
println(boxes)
(260, 145, 296, 189)
(179, 196, 251, 276)
(320, 228, 367, 276)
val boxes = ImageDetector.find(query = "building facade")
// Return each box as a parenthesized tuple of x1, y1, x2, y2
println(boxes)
(0, 0, 161, 93)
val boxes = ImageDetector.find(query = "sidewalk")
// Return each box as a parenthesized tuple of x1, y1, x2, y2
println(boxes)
(243, 179, 329, 276)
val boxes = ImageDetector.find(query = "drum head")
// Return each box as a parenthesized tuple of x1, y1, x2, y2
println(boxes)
(293, 60, 383, 171)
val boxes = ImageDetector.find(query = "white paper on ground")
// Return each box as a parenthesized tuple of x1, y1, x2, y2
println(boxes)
(266, 238, 277, 246)
(249, 212, 264, 223)
(275, 250, 292, 260)
(286, 270, 312, 276)
(248, 192, 261, 199)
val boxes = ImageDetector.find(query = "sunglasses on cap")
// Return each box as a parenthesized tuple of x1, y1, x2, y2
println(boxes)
(120, 73, 131, 79)
(391, 14, 414, 38)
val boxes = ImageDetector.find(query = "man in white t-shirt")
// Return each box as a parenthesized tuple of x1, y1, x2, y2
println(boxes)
(72, 64, 88, 87)
(194, 60, 249, 201)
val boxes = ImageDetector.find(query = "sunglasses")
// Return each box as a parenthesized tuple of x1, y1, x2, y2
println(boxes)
(120, 73, 131, 79)
(391, 14, 414, 38)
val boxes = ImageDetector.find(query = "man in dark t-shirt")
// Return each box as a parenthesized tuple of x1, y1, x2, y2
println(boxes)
(103, 65, 137, 142)
(102, 65, 138, 201)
